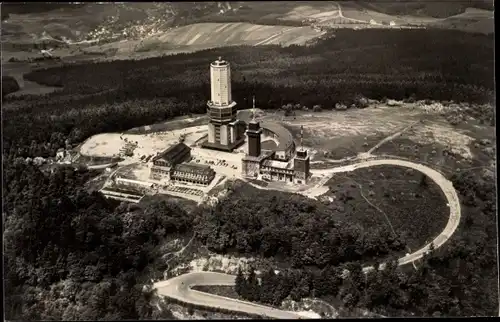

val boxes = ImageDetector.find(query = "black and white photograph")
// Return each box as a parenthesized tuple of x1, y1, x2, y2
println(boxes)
(2, 1, 497, 319)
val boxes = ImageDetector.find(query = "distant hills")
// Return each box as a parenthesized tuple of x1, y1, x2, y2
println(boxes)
(350, 0, 493, 18)
(1, 1, 493, 58)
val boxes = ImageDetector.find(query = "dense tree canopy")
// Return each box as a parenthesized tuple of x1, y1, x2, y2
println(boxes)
(3, 160, 190, 320)
(2, 75, 20, 97)
(196, 183, 406, 267)
(230, 166, 498, 317)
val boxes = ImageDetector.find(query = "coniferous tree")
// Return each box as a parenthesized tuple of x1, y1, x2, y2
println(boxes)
(259, 268, 277, 304)
(246, 266, 260, 302)
(235, 266, 246, 297)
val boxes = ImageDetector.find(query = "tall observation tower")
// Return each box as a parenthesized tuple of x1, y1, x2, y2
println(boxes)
(203, 57, 245, 151)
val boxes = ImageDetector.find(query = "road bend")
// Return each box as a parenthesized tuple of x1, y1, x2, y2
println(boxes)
(154, 158, 461, 318)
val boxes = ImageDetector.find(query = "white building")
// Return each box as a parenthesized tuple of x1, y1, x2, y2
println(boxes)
(204, 57, 245, 151)
(210, 56, 232, 106)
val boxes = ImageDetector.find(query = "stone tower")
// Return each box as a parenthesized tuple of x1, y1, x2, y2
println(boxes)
(246, 96, 262, 157)
(293, 126, 310, 184)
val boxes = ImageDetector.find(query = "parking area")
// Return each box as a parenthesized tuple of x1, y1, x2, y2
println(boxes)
(190, 147, 244, 178)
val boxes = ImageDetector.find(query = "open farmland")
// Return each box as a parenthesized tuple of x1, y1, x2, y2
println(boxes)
(86, 22, 324, 58)
(3, 3, 497, 320)
(340, 6, 439, 25)
(346, 0, 493, 19)
(339, 2, 493, 33)
(154, 23, 322, 46)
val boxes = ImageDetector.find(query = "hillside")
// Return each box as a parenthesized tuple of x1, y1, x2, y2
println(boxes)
(340, 1, 493, 33)
(80, 22, 323, 59)
(350, 0, 494, 18)
(1, 1, 493, 61)
(428, 8, 494, 34)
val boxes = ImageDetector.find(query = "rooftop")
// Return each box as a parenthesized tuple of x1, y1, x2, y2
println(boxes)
(242, 151, 273, 163)
(260, 121, 295, 152)
(295, 148, 309, 159)
(153, 142, 190, 163)
(211, 56, 228, 67)
(262, 159, 293, 170)
(261, 139, 278, 150)
(173, 163, 215, 176)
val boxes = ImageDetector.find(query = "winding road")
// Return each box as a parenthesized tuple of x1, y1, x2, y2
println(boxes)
(154, 157, 461, 318)
(155, 272, 306, 319)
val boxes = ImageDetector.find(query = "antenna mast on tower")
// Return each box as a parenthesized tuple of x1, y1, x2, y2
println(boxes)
(252, 95, 256, 121)
(300, 125, 304, 151)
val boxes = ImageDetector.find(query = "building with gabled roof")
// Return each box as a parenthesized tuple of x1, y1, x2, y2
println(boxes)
(152, 142, 191, 168)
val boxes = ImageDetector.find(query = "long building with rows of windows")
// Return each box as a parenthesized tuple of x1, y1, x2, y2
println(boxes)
(150, 142, 216, 186)
(170, 163, 216, 185)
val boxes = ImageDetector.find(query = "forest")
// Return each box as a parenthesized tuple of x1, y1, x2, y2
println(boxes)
(230, 160, 497, 317)
(4, 157, 496, 318)
(2, 75, 20, 97)
(198, 169, 497, 317)
(195, 183, 406, 267)
(3, 161, 194, 320)
(3, 27, 496, 318)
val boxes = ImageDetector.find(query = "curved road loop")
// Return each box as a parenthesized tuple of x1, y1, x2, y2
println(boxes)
(154, 272, 306, 319)
(154, 158, 461, 318)
(308, 158, 461, 269)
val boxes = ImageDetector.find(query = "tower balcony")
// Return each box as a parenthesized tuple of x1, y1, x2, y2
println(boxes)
(207, 101, 238, 122)
(207, 100, 237, 109)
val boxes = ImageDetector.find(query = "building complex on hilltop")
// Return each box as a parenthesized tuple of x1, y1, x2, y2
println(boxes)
(241, 99, 310, 184)
(148, 56, 310, 188)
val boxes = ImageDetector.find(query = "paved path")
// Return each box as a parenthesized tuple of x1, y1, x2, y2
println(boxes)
(154, 158, 461, 318)
(154, 272, 306, 319)
(308, 158, 461, 269)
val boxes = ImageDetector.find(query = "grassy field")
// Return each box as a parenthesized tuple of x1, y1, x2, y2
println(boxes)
(372, 116, 496, 175)
(347, 0, 493, 19)
(154, 23, 321, 47)
(274, 104, 482, 164)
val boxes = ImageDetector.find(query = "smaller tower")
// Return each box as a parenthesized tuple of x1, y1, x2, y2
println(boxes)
(245, 96, 262, 157)
(293, 125, 310, 184)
